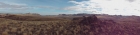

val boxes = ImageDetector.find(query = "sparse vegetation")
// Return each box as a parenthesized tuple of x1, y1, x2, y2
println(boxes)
(0, 17, 91, 35)
(1, 14, 140, 35)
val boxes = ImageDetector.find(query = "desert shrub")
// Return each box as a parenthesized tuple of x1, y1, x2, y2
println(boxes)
(0, 16, 93, 35)
(2, 31, 8, 35)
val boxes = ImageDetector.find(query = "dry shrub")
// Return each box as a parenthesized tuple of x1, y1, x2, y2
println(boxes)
(2, 31, 8, 35)
(23, 33, 27, 35)
(0, 15, 98, 35)
(10, 28, 17, 32)
(89, 31, 94, 35)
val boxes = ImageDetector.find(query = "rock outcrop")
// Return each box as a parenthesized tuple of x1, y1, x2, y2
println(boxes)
(79, 15, 98, 25)
(73, 15, 125, 35)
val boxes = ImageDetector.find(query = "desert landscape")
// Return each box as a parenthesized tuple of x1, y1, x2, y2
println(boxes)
(0, 13, 140, 35)
(1, 0, 140, 35)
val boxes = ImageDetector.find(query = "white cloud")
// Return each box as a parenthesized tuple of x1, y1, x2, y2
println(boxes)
(67, 0, 140, 16)
(64, 6, 84, 11)
(0, 2, 31, 11)
(127, 0, 135, 2)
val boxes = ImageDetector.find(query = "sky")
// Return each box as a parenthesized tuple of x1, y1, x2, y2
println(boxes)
(0, 0, 140, 16)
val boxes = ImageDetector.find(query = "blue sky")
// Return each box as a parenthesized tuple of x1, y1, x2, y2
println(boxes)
(0, 0, 87, 15)
(0, 0, 140, 16)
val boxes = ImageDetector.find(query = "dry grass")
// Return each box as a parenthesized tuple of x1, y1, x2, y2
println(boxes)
(1, 15, 140, 35)
(2, 15, 69, 21)
(0, 17, 91, 35)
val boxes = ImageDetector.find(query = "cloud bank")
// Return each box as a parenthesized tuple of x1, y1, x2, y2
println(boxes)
(67, 0, 140, 16)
